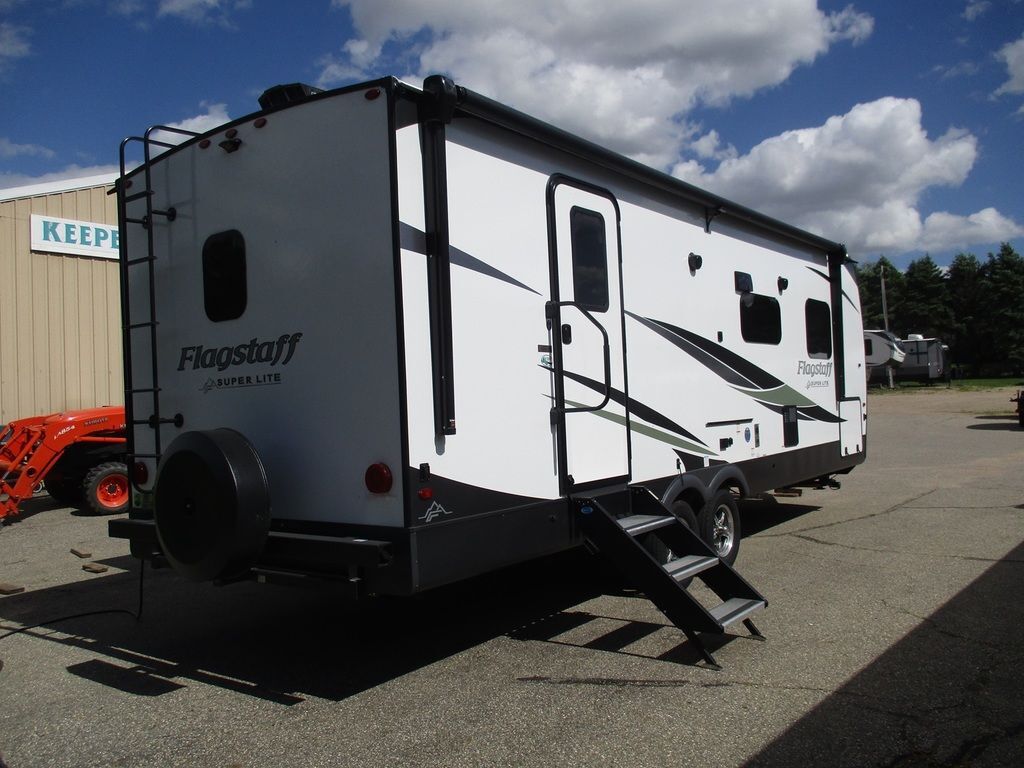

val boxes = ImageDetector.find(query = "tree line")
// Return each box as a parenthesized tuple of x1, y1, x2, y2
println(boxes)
(856, 242, 1024, 376)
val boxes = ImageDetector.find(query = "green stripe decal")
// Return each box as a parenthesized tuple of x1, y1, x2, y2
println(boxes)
(730, 384, 817, 408)
(563, 399, 716, 457)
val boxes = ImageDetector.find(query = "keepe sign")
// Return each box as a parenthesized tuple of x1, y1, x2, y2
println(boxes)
(31, 214, 119, 259)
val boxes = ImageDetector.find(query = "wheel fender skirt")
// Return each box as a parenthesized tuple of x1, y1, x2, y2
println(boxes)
(154, 429, 270, 582)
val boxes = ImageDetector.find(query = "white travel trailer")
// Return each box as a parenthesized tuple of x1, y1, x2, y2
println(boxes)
(110, 76, 867, 665)
(864, 329, 906, 370)
(868, 334, 948, 385)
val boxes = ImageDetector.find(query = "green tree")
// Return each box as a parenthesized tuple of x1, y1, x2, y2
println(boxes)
(946, 252, 984, 371)
(899, 255, 952, 339)
(856, 256, 904, 332)
(979, 243, 1024, 374)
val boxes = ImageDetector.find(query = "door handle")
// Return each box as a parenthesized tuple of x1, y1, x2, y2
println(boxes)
(561, 324, 572, 345)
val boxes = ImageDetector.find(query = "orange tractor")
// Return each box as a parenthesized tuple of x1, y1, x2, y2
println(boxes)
(0, 406, 127, 522)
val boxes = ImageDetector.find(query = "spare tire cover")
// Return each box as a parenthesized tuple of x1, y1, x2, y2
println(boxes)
(154, 429, 270, 581)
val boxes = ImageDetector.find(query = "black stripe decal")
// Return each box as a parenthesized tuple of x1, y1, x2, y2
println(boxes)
(807, 265, 857, 311)
(400, 222, 540, 295)
(556, 366, 709, 448)
(626, 312, 783, 390)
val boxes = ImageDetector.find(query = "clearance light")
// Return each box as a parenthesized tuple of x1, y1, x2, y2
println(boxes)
(417, 488, 433, 500)
(133, 461, 149, 485)
(365, 88, 382, 101)
(365, 463, 393, 494)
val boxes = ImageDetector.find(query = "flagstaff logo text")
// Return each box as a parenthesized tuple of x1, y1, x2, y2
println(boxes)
(178, 333, 303, 372)
(798, 359, 833, 389)
(797, 360, 833, 378)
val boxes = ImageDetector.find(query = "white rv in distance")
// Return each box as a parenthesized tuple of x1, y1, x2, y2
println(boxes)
(864, 329, 905, 375)
(869, 334, 948, 385)
(110, 76, 867, 621)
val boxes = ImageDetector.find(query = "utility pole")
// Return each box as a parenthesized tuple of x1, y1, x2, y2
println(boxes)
(881, 264, 894, 389)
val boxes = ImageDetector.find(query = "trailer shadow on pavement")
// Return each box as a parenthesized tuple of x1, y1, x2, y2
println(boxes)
(743, 540, 1024, 767)
(0, 547, 626, 704)
(738, 496, 822, 537)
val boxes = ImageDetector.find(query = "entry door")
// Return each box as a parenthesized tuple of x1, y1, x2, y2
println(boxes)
(547, 177, 630, 493)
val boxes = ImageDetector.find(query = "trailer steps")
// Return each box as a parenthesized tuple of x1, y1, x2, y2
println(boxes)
(575, 486, 766, 669)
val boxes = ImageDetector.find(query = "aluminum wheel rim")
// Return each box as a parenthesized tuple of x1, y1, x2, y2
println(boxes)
(712, 503, 734, 557)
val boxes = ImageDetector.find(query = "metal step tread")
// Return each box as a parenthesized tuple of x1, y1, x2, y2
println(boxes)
(709, 597, 766, 628)
(617, 514, 677, 536)
(663, 554, 718, 581)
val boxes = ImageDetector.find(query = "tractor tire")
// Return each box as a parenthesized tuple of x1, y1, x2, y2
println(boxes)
(44, 473, 84, 508)
(83, 462, 130, 515)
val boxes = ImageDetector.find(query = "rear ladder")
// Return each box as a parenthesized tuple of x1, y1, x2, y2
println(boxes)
(576, 486, 766, 669)
(116, 126, 196, 513)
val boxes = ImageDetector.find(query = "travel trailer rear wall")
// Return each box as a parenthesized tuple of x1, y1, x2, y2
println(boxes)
(110, 76, 867, 658)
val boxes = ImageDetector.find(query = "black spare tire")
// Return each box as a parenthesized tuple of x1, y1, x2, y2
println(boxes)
(154, 429, 270, 582)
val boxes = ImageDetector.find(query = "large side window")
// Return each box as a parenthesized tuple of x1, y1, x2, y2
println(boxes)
(805, 299, 832, 358)
(740, 294, 782, 345)
(569, 206, 609, 313)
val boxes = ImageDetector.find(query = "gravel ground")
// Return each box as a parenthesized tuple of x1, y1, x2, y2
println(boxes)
(1, 385, 1022, 767)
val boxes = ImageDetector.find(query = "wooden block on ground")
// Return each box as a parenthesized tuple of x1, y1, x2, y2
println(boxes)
(70, 548, 92, 559)
(82, 563, 108, 574)
(0, 583, 26, 595)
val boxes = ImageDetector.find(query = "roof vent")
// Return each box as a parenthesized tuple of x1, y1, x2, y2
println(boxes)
(258, 83, 324, 111)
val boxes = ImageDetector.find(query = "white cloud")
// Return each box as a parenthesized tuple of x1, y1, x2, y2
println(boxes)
(995, 33, 1024, 96)
(151, 102, 231, 145)
(933, 60, 980, 80)
(0, 164, 119, 192)
(672, 97, 1023, 255)
(963, 1, 991, 21)
(319, 1, 1017, 256)
(691, 130, 737, 162)
(157, 0, 249, 26)
(0, 21, 30, 71)
(324, 0, 874, 167)
(0, 136, 54, 159)
(920, 208, 1023, 251)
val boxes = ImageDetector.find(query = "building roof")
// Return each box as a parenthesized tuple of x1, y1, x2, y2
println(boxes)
(0, 172, 118, 203)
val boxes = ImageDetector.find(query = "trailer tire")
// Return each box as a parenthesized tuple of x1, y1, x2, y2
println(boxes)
(154, 429, 270, 582)
(698, 490, 741, 565)
(83, 462, 130, 515)
(641, 499, 699, 575)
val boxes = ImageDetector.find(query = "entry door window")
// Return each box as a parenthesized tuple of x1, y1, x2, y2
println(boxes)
(569, 206, 609, 312)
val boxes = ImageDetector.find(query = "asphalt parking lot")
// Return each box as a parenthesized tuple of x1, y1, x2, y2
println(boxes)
(1, 386, 1023, 767)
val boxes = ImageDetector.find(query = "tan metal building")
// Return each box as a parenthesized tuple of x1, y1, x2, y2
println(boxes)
(0, 174, 123, 424)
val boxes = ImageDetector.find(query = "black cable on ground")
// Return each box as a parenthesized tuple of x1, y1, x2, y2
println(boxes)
(0, 560, 145, 667)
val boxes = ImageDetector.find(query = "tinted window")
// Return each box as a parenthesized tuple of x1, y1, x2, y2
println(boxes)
(569, 207, 609, 313)
(202, 230, 247, 322)
(740, 294, 781, 344)
(805, 299, 832, 358)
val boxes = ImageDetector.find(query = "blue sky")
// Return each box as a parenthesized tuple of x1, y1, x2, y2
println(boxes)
(1, 0, 1022, 268)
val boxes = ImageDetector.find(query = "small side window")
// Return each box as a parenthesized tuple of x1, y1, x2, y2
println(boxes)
(805, 299, 832, 358)
(865, 338, 874, 356)
(740, 294, 781, 345)
(569, 207, 609, 313)
(203, 230, 247, 322)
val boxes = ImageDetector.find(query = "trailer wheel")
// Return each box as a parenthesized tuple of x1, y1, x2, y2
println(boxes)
(642, 499, 698, 566)
(698, 490, 741, 565)
(154, 429, 270, 582)
(83, 462, 130, 514)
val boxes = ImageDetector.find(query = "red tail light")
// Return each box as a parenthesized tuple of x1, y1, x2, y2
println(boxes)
(133, 461, 149, 485)
(365, 463, 393, 494)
